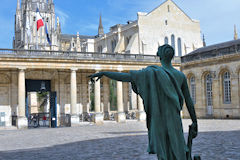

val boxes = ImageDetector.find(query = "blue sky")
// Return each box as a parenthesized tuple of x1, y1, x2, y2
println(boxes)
(0, 0, 239, 48)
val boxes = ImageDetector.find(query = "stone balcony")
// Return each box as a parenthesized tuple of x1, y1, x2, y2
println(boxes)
(0, 49, 181, 64)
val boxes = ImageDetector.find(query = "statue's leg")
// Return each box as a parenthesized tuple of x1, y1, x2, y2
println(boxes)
(157, 155, 165, 160)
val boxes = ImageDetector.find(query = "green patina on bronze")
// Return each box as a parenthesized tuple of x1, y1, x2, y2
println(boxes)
(89, 44, 198, 160)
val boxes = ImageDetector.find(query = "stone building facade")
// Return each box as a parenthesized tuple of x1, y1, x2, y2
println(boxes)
(0, 49, 181, 128)
(0, 0, 204, 129)
(94, 0, 203, 56)
(13, 0, 202, 55)
(181, 39, 240, 119)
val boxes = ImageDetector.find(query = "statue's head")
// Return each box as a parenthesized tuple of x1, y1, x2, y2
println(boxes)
(157, 44, 175, 62)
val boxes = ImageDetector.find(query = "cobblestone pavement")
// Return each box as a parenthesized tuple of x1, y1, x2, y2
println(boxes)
(0, 119, 240, 160)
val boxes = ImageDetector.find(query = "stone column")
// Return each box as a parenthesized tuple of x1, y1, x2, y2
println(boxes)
(137, 95, 146, 121)
(115, 81, 126, 122)
(81, 73, 89, 116)
(70, 68, 79, 124)
(94, 71, 103, 124)
(103, 77, 110, 120)
(17, 68, 28, 129)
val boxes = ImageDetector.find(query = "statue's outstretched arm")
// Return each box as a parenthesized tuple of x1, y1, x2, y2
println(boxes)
(89, 71, 131, 82)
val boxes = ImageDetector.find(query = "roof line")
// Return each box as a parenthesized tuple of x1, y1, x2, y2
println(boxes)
(146, 0, 195, 22)
(186, 39, 240, 56)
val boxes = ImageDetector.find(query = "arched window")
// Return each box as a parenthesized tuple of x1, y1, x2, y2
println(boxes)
(178, 38, 182, 57)
(205, 74, 213, 107)
(189, 76, 196, 104)
(98, 46, 102, 53)
(223, 71, 231, 103)
(111, 40, 117, 52)
(164, 37, 168, 44)
(165, 20, 168, 25)
(125, 36, 131, 49)
(171, 34, 175, 49)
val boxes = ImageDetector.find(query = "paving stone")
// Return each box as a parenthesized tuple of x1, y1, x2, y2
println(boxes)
(0, 119, 240, 160)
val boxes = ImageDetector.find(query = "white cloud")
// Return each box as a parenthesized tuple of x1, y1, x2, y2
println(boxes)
(55, 7, 69, 27)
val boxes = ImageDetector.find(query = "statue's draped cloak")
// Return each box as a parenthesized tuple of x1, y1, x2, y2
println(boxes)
(130, 65, 188, 160)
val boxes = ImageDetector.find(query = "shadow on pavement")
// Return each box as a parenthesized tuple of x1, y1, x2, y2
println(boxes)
(0, 130, 240, 160)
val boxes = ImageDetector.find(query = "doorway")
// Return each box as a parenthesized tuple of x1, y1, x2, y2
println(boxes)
(25, 80, 57, 128)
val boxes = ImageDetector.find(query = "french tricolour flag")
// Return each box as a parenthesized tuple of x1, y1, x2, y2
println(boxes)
(36, 8, 44, 31)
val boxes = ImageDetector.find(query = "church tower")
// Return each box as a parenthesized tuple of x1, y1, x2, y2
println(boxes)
(13, 0, 59, 50)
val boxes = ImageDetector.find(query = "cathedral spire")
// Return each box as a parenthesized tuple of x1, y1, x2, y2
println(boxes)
(234, 25, 238, 40)
(98, 13, 104, 36)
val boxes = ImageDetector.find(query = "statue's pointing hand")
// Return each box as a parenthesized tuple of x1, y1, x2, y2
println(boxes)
(88, 72, 104, 83)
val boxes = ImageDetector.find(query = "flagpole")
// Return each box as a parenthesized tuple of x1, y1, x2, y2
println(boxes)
(44, 26, 46, 50)
(36, 3, 39, 50)
(37, 29, 38, 50)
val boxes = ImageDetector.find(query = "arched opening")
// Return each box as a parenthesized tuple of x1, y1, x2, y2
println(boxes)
(98, 45, 102, 53)
(178, 38, 182, 57)
(205, 73, 213, 116)
(222, 71, 231, 104)
(171, 34, 175, 49)
(189, 76, 196, 104)
(164, 37, 168, 44)
(111, 39, 117, 52)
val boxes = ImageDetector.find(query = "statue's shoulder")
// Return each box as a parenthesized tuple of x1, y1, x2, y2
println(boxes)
(147, 65, 163, 70)
(176, 70, 187, 81)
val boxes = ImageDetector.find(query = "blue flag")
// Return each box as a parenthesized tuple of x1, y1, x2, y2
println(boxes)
(45, 25, 51, 46)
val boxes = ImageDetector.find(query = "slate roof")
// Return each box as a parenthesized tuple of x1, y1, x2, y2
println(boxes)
(181, 39, 240, 63)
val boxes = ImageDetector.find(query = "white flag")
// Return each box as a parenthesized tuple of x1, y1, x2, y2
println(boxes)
(26, 17, 31, 37)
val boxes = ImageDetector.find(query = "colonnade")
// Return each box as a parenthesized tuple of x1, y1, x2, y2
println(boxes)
(16, 68, 146, 129)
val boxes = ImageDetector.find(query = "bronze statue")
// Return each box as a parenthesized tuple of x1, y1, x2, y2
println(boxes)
(89, 44, 198, 160)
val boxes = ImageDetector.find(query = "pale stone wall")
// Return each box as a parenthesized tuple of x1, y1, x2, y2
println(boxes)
(182, 56, 240, 119)
(0, 72, 11, 126)
(87, 39, 95, 52)
(138, 0, 202, 56)
(94, 1, 201, 56)
(10, 71, 18, 116)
